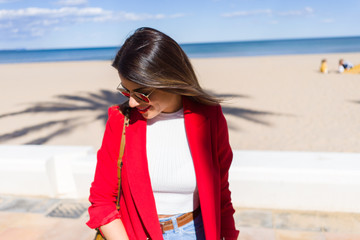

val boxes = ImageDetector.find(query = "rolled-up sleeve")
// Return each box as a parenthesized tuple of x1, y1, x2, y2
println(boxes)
(87, 106, 124, 229)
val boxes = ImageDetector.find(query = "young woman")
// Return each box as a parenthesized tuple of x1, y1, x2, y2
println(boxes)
(87, 27, 239, 240)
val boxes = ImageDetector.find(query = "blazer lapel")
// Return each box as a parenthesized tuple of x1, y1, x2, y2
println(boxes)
(183, 97, 218, 237)
(124, 111, 163, 237)
(183, 98, 216, 206)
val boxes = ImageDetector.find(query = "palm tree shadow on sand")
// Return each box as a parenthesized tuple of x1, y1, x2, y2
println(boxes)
(0, 90, 126, 144)
(0, 90, 289, 144)
(210, 91, 290, 130)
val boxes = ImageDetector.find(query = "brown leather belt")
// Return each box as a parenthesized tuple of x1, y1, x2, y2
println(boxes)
(159, 208, 201, 233)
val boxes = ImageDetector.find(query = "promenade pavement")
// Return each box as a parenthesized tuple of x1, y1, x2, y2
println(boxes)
(0, 195, 359, 240)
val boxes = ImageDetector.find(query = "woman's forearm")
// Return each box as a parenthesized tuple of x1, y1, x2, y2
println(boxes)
(100, 218, 129, 240)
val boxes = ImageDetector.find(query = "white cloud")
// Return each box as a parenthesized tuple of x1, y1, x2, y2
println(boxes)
(56, 0, 88, 6)
(278, 7, 314, 16)
(222, 9, 272, 17)
(118, 12, 160, 21)
(114, 12, 184, 21)
(0, 7, 112, 20)
(0, 7, 183, 22)
(321, 18, 334, 23)
(0, 7, 185, 39)
(305, 7, 314, 14)
(223, 7, 314, 18)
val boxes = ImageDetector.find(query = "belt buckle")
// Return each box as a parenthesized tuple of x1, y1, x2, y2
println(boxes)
(160, 222, 165, 234)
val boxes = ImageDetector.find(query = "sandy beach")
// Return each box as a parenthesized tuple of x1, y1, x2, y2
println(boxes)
(0, 52, 359, 152)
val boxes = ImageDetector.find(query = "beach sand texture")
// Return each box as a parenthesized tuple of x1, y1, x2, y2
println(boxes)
(1, 52, 359, 152)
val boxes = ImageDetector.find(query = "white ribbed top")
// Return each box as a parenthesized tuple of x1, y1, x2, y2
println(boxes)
(146, 108, 199, 215)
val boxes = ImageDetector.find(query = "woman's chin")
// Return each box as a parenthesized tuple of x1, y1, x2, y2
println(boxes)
(141, 110, 160, 120)
(142, 112, 154, 119)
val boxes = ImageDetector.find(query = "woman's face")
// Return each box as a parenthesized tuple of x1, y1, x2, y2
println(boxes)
(119, 76, 182, 119)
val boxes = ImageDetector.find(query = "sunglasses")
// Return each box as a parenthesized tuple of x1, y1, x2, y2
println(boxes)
(116, 83, 155, 103)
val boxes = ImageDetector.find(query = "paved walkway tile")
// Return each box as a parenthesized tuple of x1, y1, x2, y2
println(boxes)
(0, 195, 59, 213)
(238, 227, 276, 240)
(275, 229, 325, 240)
(0, 196, 359, 240)
(0, 211, 94, 240)
(318, 212, 360, 233)
(323, 232, 360, 240)
(1, 227, 44, 240)
(235, 209, 273, 228)
(274, 211, 322, 232)
(0, 211, 22, 232)
(38, 215, 94, 240)
(235, 207, 360, 240)
(0, 195, 94, 240)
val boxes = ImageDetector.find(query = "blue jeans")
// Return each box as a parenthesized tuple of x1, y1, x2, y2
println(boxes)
(159, 211, 206, 240)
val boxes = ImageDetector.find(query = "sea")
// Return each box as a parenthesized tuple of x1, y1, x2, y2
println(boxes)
(0, 36, 359, 64)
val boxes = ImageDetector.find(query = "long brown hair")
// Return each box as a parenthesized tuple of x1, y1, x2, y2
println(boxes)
(112, 27, 220, 109)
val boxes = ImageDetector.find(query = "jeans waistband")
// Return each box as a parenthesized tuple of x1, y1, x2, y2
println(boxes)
(159, 208, 201, 233)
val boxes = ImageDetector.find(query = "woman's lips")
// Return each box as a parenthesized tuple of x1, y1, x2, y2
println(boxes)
(137, 105, 151, 114)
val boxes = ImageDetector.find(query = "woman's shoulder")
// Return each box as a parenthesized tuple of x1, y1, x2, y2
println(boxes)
(191, 100, 222, 114)
(108, 104, 125, 121)
(184, 97, 221, 112)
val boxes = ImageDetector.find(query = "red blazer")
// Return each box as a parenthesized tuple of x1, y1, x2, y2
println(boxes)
(87, 97, 239, 239)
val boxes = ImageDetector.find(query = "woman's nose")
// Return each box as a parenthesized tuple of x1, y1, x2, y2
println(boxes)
(128, 96, 140, 108)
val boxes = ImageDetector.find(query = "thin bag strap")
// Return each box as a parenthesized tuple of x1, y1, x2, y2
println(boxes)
(116, 116, 129, 210)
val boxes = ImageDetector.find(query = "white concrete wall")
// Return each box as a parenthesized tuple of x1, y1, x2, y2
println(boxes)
(0, 145, 95, 199)
(229, 151, 360, 213)
(0, 145, 359, 213)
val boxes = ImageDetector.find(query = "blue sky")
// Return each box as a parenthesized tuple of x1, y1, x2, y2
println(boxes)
(0, 0, 359, 50)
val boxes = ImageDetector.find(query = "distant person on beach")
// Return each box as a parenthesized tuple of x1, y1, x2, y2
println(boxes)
(86, 27, 239, 239)
(338, 59, 353, 73)
(320, 59, 328, 73)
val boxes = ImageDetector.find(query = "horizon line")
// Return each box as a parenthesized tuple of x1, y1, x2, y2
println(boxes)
(1, 34, 359, 52)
